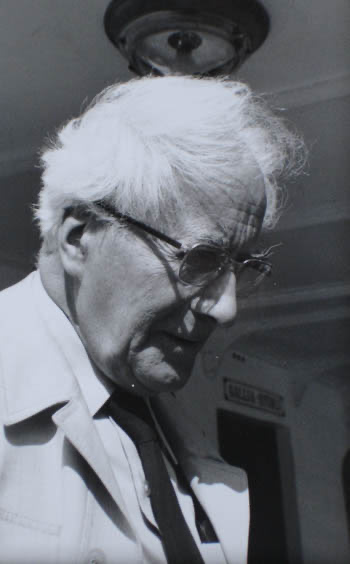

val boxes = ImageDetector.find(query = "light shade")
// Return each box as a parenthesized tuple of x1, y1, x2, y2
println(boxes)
(104, 0, 269, 76)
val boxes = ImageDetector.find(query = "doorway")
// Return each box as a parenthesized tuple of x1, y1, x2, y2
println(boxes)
(217, 410, 300, 563)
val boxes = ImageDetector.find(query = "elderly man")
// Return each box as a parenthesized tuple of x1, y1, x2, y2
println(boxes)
(0, 76, 302, 563)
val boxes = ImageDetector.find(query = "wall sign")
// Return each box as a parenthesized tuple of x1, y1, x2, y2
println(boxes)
(224, 378, 285, 417)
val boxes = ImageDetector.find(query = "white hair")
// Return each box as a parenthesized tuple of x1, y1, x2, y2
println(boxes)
(35, 75, 304, 245)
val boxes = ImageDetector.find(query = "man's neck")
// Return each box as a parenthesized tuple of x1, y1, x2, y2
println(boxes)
(39, 251, 75, 328)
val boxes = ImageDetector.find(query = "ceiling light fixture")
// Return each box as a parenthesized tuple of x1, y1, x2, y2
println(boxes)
(104, 0, 269, 77)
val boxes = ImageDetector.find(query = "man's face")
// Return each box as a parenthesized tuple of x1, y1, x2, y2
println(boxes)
(70, 175, 265, 396)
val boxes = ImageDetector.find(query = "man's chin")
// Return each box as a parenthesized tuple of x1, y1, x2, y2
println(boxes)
(128, 345, 197, 395)
(132, 362, 193, 396)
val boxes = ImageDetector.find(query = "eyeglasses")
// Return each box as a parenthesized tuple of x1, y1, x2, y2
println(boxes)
(95, 201, 272, 294)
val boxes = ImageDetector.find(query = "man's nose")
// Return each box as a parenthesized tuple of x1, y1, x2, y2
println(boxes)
(190, 271, 237, 325)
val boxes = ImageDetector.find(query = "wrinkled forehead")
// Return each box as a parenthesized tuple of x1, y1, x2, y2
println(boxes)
(178, 161, 266, 249)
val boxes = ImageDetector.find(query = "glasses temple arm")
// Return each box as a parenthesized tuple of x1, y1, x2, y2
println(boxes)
(94, 201, 182, 249)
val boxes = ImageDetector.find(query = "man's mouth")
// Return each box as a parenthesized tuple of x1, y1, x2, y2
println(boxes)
(162, 331, 207, 348)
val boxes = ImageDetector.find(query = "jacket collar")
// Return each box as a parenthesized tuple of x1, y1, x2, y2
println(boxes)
(0, 271, 137, 528)
(0, 271, 110, 425)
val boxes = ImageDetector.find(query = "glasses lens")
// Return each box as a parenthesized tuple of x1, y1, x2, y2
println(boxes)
(235, 259, 271, 296)
(179, 245, 223, 285)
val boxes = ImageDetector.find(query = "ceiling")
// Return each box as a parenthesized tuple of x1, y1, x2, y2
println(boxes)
(0, 0, 349, 388)
(0, 0, 349, 171)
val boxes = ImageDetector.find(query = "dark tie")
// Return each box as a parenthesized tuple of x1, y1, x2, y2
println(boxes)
(106, 388, 205, 564)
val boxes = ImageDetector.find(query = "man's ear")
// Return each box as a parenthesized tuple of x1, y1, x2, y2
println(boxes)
(57, 215, 90, 278)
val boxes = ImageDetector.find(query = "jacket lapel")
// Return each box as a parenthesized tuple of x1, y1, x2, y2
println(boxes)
(183, 455, 250, 564)
(52, 397, 132, 529)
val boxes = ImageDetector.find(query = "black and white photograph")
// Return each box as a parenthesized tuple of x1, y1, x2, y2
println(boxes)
(0, 1, 349, 563)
